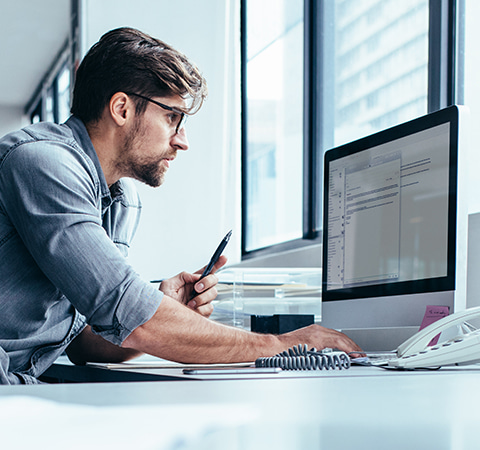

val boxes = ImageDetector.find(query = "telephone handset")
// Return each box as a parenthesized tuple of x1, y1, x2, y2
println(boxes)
(387, 306, 480, 369)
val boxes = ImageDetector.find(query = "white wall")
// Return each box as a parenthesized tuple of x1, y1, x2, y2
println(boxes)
(80, 0, 242, 280)
(0, 105, 27, 138)
(464, 1, 480, 215)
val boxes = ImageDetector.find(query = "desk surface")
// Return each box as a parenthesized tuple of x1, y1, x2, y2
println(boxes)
(42, 355, 396, 382)
(2, 363, 480, 449)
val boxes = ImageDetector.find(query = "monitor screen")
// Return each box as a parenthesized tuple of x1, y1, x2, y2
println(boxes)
(321, 106, 468, 350)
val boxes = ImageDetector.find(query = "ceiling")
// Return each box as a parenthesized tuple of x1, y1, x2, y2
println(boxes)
(0, 0, 70, 108)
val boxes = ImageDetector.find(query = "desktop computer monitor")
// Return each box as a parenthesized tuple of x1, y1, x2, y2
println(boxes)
(321, 105, 469, 351)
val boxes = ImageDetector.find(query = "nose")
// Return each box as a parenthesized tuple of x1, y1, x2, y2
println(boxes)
(171, 127, 189, 151)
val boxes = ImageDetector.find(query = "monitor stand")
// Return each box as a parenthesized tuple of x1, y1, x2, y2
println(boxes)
(320, 291, 455, 352)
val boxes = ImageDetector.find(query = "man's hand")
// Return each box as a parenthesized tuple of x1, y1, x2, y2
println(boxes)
(278, 324, 363, 355)
(122, 295, 363, 364)
(159, 255, 227, 318)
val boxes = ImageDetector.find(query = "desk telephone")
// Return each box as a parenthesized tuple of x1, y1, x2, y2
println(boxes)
(256, 307, 480, 371)
(380, 306, 480, 369)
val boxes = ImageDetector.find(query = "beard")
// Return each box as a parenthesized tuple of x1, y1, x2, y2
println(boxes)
(127, 156, 167, 188)
(116, 119, 171, 188)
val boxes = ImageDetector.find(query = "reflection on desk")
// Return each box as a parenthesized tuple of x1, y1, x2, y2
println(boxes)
(3, 365, 480, 449)
(0, 396, 256, 450)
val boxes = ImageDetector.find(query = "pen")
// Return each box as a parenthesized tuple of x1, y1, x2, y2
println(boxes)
(200, 230, 232, 278)
(183, 367, 282, 375)
(150, 230, 232, 285)
(191, 229, 232, 298)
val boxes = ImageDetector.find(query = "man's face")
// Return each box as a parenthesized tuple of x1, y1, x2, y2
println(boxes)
(116, 95, 189, 187)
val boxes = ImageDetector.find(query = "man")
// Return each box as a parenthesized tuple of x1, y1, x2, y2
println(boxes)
(0, 27, 361, 384)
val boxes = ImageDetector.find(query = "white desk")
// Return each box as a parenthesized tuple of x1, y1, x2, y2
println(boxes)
(41, 355, 379, 382)
(2, 364, 480, 449)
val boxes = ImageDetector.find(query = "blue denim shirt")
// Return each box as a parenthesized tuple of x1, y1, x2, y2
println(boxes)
(0, 116, 163, 384)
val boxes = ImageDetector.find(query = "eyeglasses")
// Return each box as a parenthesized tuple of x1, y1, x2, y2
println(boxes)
(126, 93, 187, 134)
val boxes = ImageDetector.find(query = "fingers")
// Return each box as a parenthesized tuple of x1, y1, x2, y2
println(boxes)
(321, 327, 363, 354)
(192, 272, 219, 298)
(188, 275, 218, 317)
(190, 255, 227, 311)
(191, 255, 226, 299)
(195, 255, 228, 276)
(333, 332, 363, 354)
(211, 255, 228, 274)
(188, 284, 218, 307)
(158, 272, 193, 296)
(188, 301, 214, 318)
(279, 324, 363, 355)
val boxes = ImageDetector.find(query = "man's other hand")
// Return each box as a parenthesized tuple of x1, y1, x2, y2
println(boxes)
(278, 324, 363, 355)
(159, 255, 227, 318)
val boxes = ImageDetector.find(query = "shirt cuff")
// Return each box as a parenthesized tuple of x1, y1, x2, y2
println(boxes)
(91, 278, 163, 346)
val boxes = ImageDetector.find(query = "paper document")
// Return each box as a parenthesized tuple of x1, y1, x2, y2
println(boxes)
(86, 354, 254, 370)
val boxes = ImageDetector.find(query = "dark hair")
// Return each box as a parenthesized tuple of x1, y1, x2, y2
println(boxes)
(71, 27, 207, 124)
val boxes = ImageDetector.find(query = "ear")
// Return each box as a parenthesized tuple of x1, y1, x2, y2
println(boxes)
(109, 92, 133, 126)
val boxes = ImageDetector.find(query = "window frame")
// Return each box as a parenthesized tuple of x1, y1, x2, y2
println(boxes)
(241, 0, 460, 260)
(25, 41, 73, 124)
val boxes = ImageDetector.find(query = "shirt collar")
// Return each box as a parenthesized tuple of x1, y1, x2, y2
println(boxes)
(65, 116, 119, 210)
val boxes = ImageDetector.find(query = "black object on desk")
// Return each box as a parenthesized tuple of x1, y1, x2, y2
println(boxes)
(40, 361, 187, 383)
(251, 314, 314, 334)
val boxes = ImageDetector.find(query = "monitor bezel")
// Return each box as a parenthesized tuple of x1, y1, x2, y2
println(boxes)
(322, 105, 460, 302)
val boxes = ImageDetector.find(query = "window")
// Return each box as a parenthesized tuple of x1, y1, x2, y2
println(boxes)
(242, 0, 305, 252)
(329, 0, 429, 148)
(26, 47, 72, 125)
(57, 62, 72, 123)
(242, 0, 458, 257)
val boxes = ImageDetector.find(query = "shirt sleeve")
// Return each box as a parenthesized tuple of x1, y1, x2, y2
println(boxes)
(0, 139, 162, 346)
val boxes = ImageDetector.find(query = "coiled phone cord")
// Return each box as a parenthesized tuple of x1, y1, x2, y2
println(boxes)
(255, 344, 351, 371)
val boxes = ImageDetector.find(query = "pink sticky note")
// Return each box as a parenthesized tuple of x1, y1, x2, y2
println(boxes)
(419, 305, 450, 346)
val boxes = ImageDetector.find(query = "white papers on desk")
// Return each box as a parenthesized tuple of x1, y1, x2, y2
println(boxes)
(84, 351, 254, 370)
(0, 396, 257, 450)
(86, 358, 253, 370)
